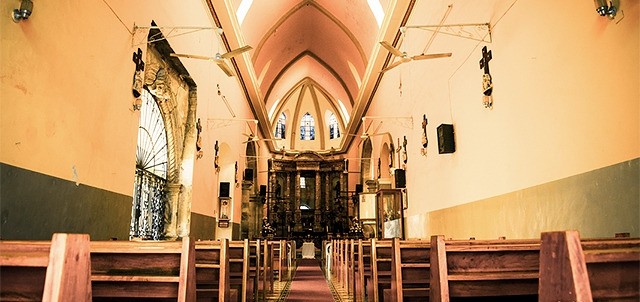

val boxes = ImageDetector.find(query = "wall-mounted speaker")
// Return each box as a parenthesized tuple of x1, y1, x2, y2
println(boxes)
(259, 185, 267, 197)
(355, 184, 363, 194)
(243, 168, 254, 181)
(219, 182, 230, 198)
(437, 124, 456, 154)
(395, 169, 406, 188)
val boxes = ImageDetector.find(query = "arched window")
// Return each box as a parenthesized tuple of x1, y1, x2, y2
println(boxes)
(275, 112, 286, 139)
(300, 113, 315, 140)
(131, 89, 168, 240)
(329, 113, 340, 139)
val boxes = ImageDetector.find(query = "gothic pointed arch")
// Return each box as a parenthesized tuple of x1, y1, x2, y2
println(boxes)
(360, 138, 373, 186)
(131, 25, 198, 240)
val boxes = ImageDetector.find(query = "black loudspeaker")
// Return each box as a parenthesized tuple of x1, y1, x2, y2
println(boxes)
(259, 185, 267, 197)
(219, 182, 230, 198)
(437, 124, 456, 154)
(243, 168, 254, 181)
(395, 169, 406, 188)
(355, 184, 363, 194)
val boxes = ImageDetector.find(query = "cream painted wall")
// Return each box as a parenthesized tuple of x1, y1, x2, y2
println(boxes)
(1, 1, 260, 236)
(1, 0, 139, 196)
(358, 1, 639, 238)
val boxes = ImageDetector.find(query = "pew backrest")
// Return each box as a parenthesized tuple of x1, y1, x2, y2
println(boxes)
(539, 231, 640, 301)
(355, 239, 372, 302)
(390, 238, 430, 302)
(194, 239, 230, 302)
(430, 235, 540, 301)
(0, 233, 92, 302)
(370, 239, 393, 302)
(90, 237, 196, 302)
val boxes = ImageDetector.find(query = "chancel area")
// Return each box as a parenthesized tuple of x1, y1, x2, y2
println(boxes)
(1, 0, 638, 301)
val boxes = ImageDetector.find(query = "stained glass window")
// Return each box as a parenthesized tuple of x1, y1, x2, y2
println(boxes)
(275, 112, 286, 139)
(329, 113, 340, 139)
(300, 113, 315, 140)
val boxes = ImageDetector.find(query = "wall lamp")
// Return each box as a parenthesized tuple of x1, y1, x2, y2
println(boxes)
(12, 0, 33, 22)
(594, 0, 618, 19)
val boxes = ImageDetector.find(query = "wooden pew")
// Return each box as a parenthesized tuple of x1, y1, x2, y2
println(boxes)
(285, 241, 295, 280)
(430, 235, 540, 301)
(0, 233, 92, 302)
(270, 240, 286, 282)
(370, 239, 393, 302)
(194, 239, 230, 302)
(260, 239, 273, 296)
(346, 239, 356, 298)
(390, 238, 431, 302)
(90, 237, 196, 302)
(252, 239, 261, 301)
(228, 239, 257, 302)
(331, 239, 341, 283)
(355, 239, 372, 302)
(228, 240, 248, 302)
(539, 231, 640, 301)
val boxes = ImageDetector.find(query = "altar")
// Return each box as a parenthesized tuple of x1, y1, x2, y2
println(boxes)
(302, 242, 315, 259)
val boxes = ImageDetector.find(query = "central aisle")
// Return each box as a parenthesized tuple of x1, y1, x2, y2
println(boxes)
(285, 259, 335, 301)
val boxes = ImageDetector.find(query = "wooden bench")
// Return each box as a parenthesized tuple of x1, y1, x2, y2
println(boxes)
(346, 239, 357, 298)
(260, 239, 273, 296)
(0, 233, 92, 301)
(90, 237, 196, 301)
(390, 238, 431, 302)
(430, 235, 540, 301)
(370, 239, 393, 302)
(355, 239, 372, 302)
(269, 240, 287, 282)
(539, 231, 640, 301)
(194, 239, 231, 302)
(228, 239, 256, 302)
(251, 239, 261, 301)
(331, 239, 341, 283)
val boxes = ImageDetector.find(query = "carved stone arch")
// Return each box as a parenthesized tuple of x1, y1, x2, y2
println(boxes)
(380, 142, 391, 179)
(360, 138, 373, 185)
(134, 25, 198, 240)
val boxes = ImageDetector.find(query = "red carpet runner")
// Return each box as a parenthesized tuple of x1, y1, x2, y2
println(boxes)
(285, 259, 335, 301)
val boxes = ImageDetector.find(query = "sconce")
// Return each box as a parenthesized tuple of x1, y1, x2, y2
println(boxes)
(594, 0, 618, 19)
(12, 0, 33, 22)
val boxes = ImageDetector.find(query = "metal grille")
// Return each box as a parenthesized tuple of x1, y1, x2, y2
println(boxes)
(130, 90, 168, 240)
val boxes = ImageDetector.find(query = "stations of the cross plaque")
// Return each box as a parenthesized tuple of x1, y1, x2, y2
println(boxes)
(479, 46, 493, 96)
(131, 48, 145, 98)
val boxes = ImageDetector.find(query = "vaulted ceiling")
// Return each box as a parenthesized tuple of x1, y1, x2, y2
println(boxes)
(204, 0, 414, 153)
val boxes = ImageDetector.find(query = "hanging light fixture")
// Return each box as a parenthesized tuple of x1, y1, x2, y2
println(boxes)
(12, 0, 33, 22)
(594, 0, 618, 19)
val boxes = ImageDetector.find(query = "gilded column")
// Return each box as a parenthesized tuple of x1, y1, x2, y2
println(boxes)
(286, 173, 292, 232)
(314, 172, 322, 232)
(294, 171, 302, 232)
(325, 172, 331, 211)
(269, 172, 277, 223)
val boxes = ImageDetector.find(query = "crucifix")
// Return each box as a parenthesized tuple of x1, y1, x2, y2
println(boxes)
(195, 118, 203, 159)
(421, 114, 428, 148)
(402, 136, 408, 165)
(214, 140, 220, 172)
(131, 48, 145, 98)
(479, 46, 493, 96)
